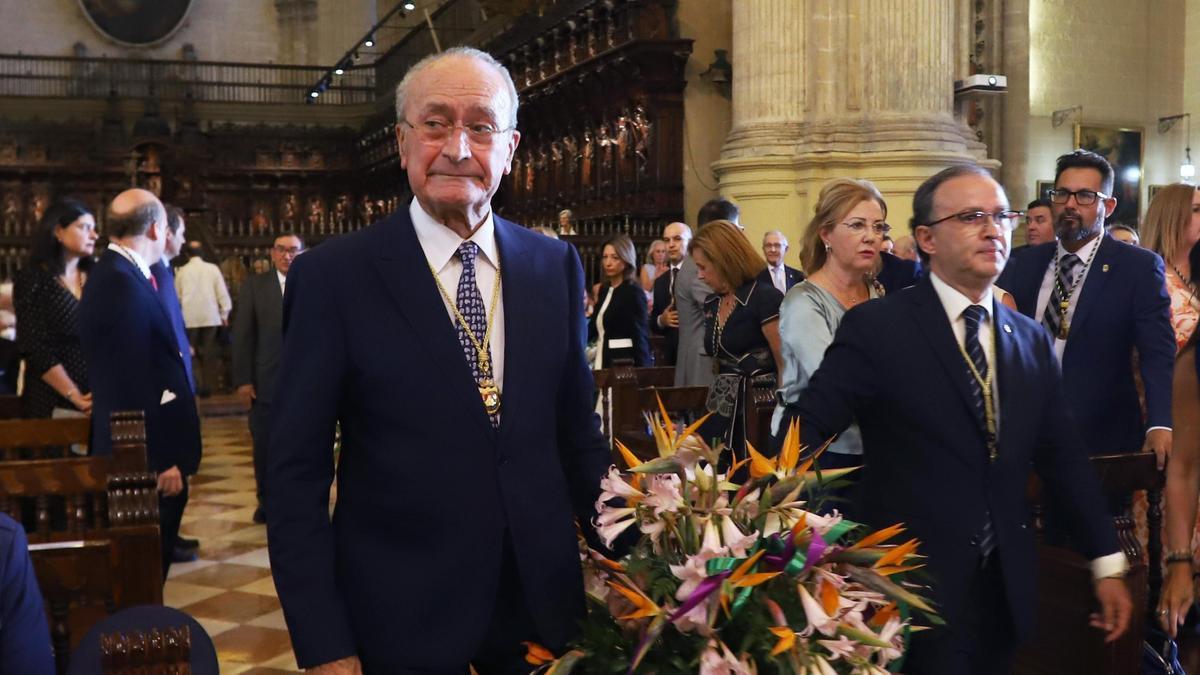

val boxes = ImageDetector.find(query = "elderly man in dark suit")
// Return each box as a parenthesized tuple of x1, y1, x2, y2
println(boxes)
(79, 189, 202, 580)
(997, 149, 1174, 464)
(757, 229, 804, 293)
(794, 165, 1131, 674)
(233, 232, 302, 524)
(267, 47, 611, 674)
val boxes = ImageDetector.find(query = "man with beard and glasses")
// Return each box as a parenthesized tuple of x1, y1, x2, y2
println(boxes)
(998, 149, 1174, 464)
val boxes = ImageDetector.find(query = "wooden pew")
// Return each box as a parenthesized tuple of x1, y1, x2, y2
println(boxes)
(604, 369, 778, 460)
(1014, 452, 1161, 674)
(593, 365, 674, 440)
(0, 411, 162, 672)
(0, 393, 20, 419)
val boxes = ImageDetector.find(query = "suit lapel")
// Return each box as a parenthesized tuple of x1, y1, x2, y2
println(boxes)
(908, 279, 987, 442)
(1014, 244, 1055, 317)
(372, 212, 497, 439)
(1065, 234, 1113, 340)
(110, 251, 185, 369)
(992, 302, 1020, 460)
(494, 217, 533, 440)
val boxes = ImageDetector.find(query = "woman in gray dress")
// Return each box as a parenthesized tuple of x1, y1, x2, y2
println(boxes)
(772, 179, 889, 470)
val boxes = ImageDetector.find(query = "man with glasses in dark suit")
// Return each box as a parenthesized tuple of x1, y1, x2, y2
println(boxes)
(233, 232, 303, 524)
(997, 150, 1174, 465)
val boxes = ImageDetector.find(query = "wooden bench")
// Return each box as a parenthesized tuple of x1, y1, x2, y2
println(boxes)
(0, 393, 20, 419)
(593, 365, 675, 440)
(0, 411, 163, 672)
(1014, 452, 1161, 674)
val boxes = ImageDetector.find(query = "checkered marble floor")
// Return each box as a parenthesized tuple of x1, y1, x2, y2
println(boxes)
(164, 414, 301, 674)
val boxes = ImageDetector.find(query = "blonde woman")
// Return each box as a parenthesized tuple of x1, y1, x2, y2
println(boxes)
(772, 179, 886, 468)
(640, 239, 668, 295)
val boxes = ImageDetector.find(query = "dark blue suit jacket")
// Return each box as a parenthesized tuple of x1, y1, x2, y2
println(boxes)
(876, 251, 922, 294)
(796, 278, 1119, 640)
(151, 260, 194, 393)
(266, 210, 611, 670)
(755, 264, 805, 293)
(0, 514, 54, 675)
(996, 235, 1174, 454)
(78, 250, 202, 475)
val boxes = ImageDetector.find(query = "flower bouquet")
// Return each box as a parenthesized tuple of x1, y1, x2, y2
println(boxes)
(526, 402, 940, 674)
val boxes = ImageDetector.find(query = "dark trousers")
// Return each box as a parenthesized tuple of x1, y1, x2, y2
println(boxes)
(249, 401, 271, 505)
(159, 480, 189, 582)
(903, 555, 1016, 675)
(360, 533, 542, 675)
(186, 326, 220, 393)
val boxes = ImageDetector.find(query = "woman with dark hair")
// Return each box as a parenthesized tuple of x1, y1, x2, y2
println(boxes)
(691, 220, 784, 455)
(588, 233, 650, 368)
(13, 198, 97, 418)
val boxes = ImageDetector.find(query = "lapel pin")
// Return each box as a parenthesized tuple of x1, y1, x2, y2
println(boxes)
(1102, 264, 1110, 272)
(1003, 324, 1012, 334)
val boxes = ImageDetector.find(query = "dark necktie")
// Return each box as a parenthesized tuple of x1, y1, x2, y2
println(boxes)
(668, 266, 678, 300)
(455, 242, 498, 427)
(1042, 253, 1082, 338)
(962, 304, 995, 558)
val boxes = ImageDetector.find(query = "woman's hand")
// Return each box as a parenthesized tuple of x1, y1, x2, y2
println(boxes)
(1158, 562, 1196, 637)
(68, 390, 93, 413)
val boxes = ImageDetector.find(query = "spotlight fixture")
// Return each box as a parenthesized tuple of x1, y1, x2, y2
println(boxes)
(334, 66, 345, 75)
(308, 0, 409, 101)
(364, 35, 375, 47)
(309, 90, 319, 99)
(403, 1, 415, 9)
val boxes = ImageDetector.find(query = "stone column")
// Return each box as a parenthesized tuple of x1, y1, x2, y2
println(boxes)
(713, 0, 991, 255)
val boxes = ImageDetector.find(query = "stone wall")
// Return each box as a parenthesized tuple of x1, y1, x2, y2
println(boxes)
(676, 0, 733, 228)
(0, 0, 375, 65)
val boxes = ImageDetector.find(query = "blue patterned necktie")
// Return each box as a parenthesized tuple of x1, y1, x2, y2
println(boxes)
(962, 304, 995, 558)
(1042, 253, 1081, 338)
(455, 242, 499, 427)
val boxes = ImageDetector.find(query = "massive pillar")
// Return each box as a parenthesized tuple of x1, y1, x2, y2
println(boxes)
(713, 0, 991, 255)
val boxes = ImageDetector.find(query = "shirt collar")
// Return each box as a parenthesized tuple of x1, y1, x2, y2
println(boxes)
(929, 270, 994, 323)
(107, 242, 152, 279)
(1056, 233, 1101, 262)
(409, 197, 498, 272)
(276, 270, 287, 286)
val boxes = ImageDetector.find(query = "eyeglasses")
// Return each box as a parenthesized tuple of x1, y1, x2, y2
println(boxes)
(926, 210, 1022, 231)
(840, 219, 891, 236)
(1048, 188, 1108, 206)
(400, 118, 513, 147)
(273, 246, 303, 255)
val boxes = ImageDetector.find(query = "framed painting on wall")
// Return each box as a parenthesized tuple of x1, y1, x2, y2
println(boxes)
(1148, 184, 1167, 205)
(1035, 180, 1055, 202)
(1074, 124, 1144, 226)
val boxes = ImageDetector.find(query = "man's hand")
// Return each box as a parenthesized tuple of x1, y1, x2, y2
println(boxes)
(1144, 428, 1173, 470)
(659, 306, 679, 329)
(236, 384, 256, 408)
(157, 466, 184, 497)
(307, 656, 363, 674)
(1089, 577, 1132, 642)
(1158, 563, 1195, 637)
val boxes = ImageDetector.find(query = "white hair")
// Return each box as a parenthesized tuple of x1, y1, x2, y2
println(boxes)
(393, 47, 520, 129)
(763, 230, 789, 247)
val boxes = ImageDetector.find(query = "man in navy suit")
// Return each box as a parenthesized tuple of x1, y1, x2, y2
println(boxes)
(795, 165, 1130, 673)
(996, 150, 1174, 463)
(757, 230, 804, 293)
(155, 205, 201, 563)
(79, 189, 202, 580)
(267, 47, 611, 674)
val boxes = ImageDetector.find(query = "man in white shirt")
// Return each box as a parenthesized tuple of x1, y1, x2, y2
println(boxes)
(795, 165, 1130, 674)
(756, 229, 804, 294)
(174, 242, 232, 397)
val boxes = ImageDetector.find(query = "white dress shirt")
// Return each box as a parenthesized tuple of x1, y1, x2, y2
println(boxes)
(931, 270, 1127, 580)
(767, 263, 787, 293)
(175, 256, 232, 328)
(410, 198, 505, 391)
(276, 271, 287, 297)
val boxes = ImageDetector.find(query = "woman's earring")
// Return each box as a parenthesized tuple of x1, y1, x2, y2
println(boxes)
(824, 242, 831, 251)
